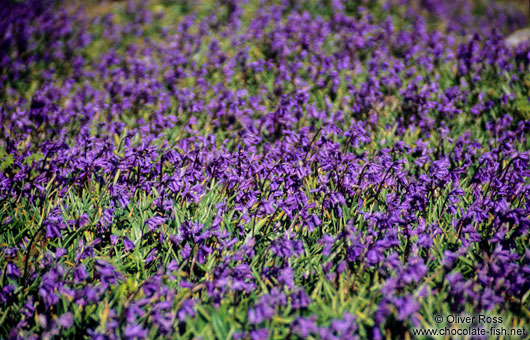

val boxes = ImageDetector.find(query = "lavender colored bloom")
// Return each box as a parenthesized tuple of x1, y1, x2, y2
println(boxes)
(124, 324, 148, 339)
(278, 267, 294, 289)
(248, 302, 274, 324)
(291, 289, 310, 309)
(294, 317, 319, 338)
(146, 216, 166, 232)
(122, 237, 135, 252)
(73, 265, 88, 282)
(250, 328, 269, 340)
(56, 313, 73, 328)
(6, 263, 20, 279)
(177, 299, 196, 322)
(0, 284, 15, 305)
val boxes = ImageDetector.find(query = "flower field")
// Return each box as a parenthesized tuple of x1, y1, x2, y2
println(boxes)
(1, 0, 530, 339)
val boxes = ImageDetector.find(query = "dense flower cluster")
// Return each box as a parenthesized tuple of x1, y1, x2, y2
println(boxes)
(1, 0, 530, 339)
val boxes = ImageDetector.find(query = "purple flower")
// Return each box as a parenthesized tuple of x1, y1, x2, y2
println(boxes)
(278, 267, 294, 288)
(6, 263, 20, 279)
(392, 295, 420, 322)
(123, 237, 135, 252)
(248, 302, 274, 324)
(294, 317, 318, 338)
(250, 328, 269, 340)
(56, 313, 73, 328)
(290, 289, 310, 309)
(73, 265, 88, 283)
(45, 222, 64, 239)
(0, 284, 15, 305)
(124, 324, 148, 339)
(146, 216, 166, 232)
(177, 299, 196, 322)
